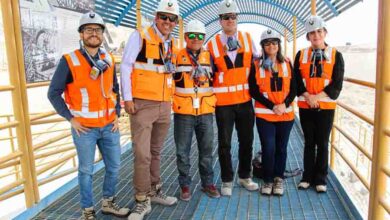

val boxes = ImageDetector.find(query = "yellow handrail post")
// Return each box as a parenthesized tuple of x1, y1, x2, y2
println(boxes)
(136, 0, 141, 31)
(311, 0, 317, 15)
(368, 0, 390, 219)
(179, 18, 184, 49)
(1, 0, 37, 207)
(330, 108, 337, 169)
(11, 0, 40, 203)
(284, 29, 287, 57)
(293, 16, 297, 60)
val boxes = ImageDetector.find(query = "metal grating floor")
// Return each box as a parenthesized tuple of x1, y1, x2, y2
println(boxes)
(31, 120, 361, 220)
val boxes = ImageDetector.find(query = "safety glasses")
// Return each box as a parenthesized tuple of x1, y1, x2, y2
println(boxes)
(263, 40, 279, 46)
(158, 13, 178, 23)
(83, 27, 104, 34)
(220, 14, 237, 21)
(187, 33, 205, 40)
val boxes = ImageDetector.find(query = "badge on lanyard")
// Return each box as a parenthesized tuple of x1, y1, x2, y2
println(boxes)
(167, 77, 172, 88)
(193, 97, 200, 109)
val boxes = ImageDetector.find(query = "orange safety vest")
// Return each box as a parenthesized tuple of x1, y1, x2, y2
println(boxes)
(132, 26, 178, 102)
(173, 48, 216, 116)
(207, 31, 252, 106)
(297, 47, 337, 110)
(254, 60, 294, 122)
(63, 49, 117, 127)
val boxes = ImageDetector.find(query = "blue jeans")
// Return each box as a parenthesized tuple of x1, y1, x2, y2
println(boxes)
(256, 118, 294, 183)
(71, 123, 121, 208)
(174, 113, 215, 188)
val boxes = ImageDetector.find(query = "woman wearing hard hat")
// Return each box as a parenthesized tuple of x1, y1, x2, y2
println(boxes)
(249, 29, 296, 196)
(294, 15, 344, 193)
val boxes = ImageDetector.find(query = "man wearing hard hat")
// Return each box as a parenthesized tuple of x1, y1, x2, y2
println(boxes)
(207, 0, 260, 196)
(173, 19, 221, 201)
(120, 0, 180, 219)
(294, 15, 344, 193)
(48, 11, 129, 219)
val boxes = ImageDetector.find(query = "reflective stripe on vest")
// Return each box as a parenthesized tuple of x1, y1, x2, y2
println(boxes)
(134, 59, 165, 73)
(176, 65, 212, 73)
(70, 108, 115, 119)
(213, 83, 249, 93)
(175, 87, 213, 94)
(255, 106, 293, 114)
(298, 96, 336, 103)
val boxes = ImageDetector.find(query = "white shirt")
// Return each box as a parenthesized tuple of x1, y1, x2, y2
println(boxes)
(120, 24, 173, 101)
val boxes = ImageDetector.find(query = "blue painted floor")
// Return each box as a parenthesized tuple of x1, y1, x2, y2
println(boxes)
(31, 120, 360, 219)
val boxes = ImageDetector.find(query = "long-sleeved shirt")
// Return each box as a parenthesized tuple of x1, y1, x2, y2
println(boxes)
(249, 60, 297, 110)
(47, 49, 121, 121)
(120, 24, 174, 101)
(294, 48, 344, 99)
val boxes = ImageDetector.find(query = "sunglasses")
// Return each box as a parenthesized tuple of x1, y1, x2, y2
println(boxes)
(220, 14, 237, 21)
(158, 14, 178, 22)
(263, 40, 279, 46)
(187, 33, 205, 40)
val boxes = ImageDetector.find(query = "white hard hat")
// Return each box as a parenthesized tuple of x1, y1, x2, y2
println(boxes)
(305, 15, 327, 33)
(156, 0, 180, 17)
(260, 29, 281, 43)
(78, 11, 105, 32)
(218, 0, 240, 15)
(185, 20, 206, 34)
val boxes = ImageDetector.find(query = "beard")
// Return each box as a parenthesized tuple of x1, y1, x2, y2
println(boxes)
(83, 36, 102, 48)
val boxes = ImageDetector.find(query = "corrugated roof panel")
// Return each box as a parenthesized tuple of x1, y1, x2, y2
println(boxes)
(96, 0, 363, 41)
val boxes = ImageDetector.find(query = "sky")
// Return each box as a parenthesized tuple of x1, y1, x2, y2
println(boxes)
(239, 0, 378, 51)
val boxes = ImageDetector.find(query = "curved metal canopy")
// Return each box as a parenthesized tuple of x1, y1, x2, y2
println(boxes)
(96, 0, 362, 41)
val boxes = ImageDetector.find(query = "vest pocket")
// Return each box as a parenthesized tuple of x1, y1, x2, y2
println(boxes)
(145, 43, 160, 59)
(200, 95, 217, 114)
(173, 94, 193, 115)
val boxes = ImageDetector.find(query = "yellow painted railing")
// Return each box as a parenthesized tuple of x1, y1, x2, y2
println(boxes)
(0, 0, 389, 219)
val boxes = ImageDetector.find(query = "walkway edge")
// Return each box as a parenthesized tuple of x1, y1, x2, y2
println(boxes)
(13, 143, 132, 220)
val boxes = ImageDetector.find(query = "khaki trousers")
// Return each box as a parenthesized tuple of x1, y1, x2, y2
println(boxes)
(130, 98, 171, 196)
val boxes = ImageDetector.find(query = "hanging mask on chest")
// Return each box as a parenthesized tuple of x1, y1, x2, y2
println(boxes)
(226, 37, 240, 51)
(164, 60, 176, 74)
(191, 66, 209, 86)
(261, 57, 278, 75)
(89, 59, 109, 80)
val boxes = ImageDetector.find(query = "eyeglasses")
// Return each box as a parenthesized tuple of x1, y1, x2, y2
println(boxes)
(83, 27, 104, 34)
(187, 33, 205, 40)
(158, 14, 178, 22)
(220, 14, 237, 21)
(263, 40, 279, 46)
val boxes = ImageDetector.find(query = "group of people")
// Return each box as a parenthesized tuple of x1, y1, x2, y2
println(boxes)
(47, 0, 344, 219)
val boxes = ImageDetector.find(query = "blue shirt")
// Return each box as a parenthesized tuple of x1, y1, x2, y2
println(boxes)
(47, 49, 121, 121)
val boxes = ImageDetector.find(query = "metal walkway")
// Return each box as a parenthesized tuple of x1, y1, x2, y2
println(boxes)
(30, 120, 361, 220)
